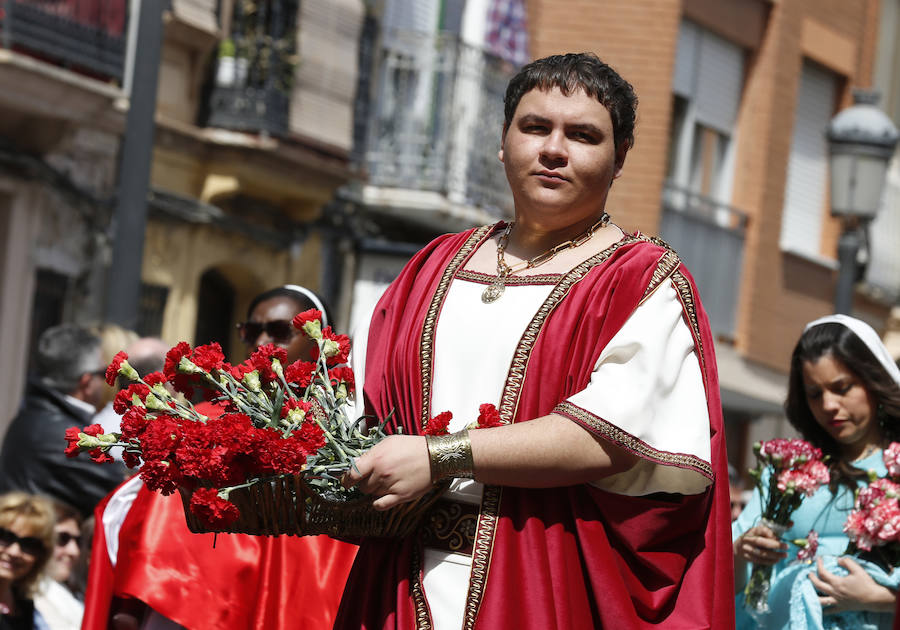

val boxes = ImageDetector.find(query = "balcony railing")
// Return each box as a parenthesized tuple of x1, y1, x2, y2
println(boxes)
(659, 181, 748, 339)
(0, 0, 127, 82)
(359, 30, 516, 218)
(202, 0, 298, 138)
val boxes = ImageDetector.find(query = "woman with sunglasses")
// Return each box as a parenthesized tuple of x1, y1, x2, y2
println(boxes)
(83, 285, 357, 630)
(0, 492, 54, 630)
(32, 502, 83, 630)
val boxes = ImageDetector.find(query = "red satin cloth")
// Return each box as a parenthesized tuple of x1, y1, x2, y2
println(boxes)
(336, 226, 735, 629)
(82, 403, 357, 629)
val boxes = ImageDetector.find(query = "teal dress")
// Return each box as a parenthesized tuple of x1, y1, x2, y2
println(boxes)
(733, 451, 899, 629)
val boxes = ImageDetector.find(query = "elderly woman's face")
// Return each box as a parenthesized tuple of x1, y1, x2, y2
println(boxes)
(0, 518, 42, 584)
(51, 517, 80, 583)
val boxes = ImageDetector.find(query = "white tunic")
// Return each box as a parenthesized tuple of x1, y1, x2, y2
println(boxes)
(420, 274, 711, 630)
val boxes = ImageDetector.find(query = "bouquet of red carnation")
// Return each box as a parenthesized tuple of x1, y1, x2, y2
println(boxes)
(64, 309, 386, 530)
(65, 309, 505, 536)
(744, 438, 830, 615)
(843, 443, 900, 571)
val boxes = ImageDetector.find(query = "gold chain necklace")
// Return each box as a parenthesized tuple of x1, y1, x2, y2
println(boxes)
(481, 212, 611, 304)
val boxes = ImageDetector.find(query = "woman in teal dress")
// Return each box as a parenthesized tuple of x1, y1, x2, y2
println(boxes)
(733, 314, 900, 629)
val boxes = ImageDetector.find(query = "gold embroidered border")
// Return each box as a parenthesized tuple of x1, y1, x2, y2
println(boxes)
(462, 235, 639, 628)
(410, 541, 432, 629)
(419, 225, 495, 429)
(670, 270, 705, 374)
(455, 269, 561, 286)
(462, 485, 501, 630)
(640, 249, 680, 305)
(496, 236, 638, 423)
(555, 401, 713, 479)
(632, 235, 706, 374)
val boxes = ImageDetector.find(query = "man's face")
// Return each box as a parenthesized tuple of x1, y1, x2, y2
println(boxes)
(500, 87, 625, 228)
(82, 349, 108, 412)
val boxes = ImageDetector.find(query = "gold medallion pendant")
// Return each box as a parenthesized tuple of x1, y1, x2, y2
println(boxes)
(481, 281, 505, 304)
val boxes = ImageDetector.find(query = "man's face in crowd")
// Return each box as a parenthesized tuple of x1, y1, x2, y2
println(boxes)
(500, 86, 625, 228)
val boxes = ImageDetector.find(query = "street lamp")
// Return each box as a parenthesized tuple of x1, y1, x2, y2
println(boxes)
(827, 89, 899, 314)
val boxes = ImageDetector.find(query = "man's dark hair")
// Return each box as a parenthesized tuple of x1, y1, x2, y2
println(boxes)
(35, 324, 102, 393)
(503, 52, 638, 152)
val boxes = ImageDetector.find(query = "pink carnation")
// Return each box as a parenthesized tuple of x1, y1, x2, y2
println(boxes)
(776, 460, 830, 497)
(796, 530, 819, 562)
(757, 438, 823, 469)
(884, 442, 900, 478)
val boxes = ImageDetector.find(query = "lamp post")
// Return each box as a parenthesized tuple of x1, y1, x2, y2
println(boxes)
(827, 90, 899, 314)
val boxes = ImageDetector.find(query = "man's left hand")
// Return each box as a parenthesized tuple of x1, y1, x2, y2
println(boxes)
(341, 435, 433, 510)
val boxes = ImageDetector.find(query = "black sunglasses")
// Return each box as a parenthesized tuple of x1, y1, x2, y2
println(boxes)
(237, 320, 296, 344)
(0, 526, 45, 557)
(56, 532, 81, 548)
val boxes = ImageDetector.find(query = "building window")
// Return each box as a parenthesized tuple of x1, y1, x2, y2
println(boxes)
(780, 60, 839, 258)
(667, 20, 744, 207)
(137, 283, 169, 338)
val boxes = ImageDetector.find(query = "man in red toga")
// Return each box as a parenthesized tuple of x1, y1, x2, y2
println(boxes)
(340, 52, 735, 629)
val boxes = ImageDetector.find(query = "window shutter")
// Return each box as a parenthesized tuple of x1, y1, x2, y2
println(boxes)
(780, 61, 838, 256)
(694, 28, 744, 134)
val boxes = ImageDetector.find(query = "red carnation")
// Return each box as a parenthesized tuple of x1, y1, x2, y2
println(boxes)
(164, 341, 195, 398)
(292, 421, 326, 454)
(113, 384, 150, 414)
(88, 448, 114, 464)
(281, 398, 312, 419)
(250, 344, 288, 382)
(476, 404, 502, 429)
(189, 488, 240, 529)
(328, 367, 355, 394)
(105, 351, 129, 386)
(139, 416, 183, 461)
(424, 411, 452, 436)
(191, 343, 225, 372)
(119, 406, 149, 440)
(292, 309, 322, 331)
(228, 360, 254, 381)
(82, 424, 104, 437)
(164, 342, 192, 379)
(285, 361, 316, 388)
(139, 459, 181, 495)
(64, 426, 82, 458)
(143, 372, 168, 387)
(122, 451, 141, 469)
(311, 327, 351, 366)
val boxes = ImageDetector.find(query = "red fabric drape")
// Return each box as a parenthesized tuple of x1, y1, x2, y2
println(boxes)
(335, 227, 735, 629)
(82, 402, 358, 630)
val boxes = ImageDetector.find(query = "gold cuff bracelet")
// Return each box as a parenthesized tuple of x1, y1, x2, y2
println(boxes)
(425, 430, 475, 482)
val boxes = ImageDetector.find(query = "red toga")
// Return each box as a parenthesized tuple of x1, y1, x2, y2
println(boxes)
(335, 225, 735, 629)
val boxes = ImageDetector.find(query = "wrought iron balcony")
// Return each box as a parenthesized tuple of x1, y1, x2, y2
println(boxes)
(358, 29, 516, 219)
(660, 181, 748, 338)
(0, 0, 127, 82)
(202, 0, 298, 138)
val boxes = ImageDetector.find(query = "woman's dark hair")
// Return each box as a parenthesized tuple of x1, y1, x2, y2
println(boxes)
(246, 286, 332, 324)
(503, 52, 638, 153)
(785, 322, 900, 490)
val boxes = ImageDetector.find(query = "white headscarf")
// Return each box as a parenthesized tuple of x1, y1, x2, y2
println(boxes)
(283, 284, 329, 328)
(804, 314, 900, 386)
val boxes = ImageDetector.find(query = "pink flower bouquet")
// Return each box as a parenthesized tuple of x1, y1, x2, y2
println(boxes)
(744, 439, 830, 615)
(843, 444, 900, 570)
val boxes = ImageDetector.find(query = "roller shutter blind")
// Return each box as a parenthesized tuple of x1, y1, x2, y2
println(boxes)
(780, 60, 838, 256)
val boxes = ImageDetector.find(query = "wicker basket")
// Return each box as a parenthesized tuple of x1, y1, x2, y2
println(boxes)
(178, 475, 448, 538)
